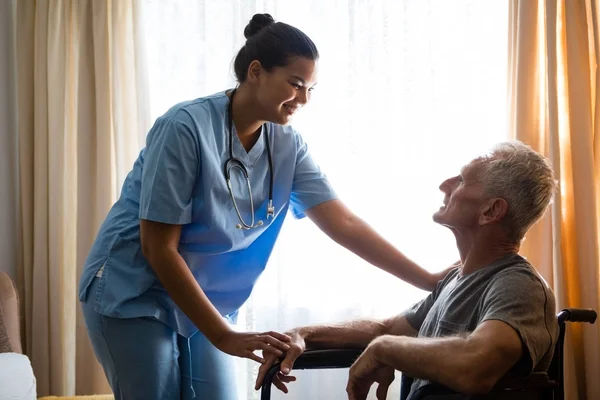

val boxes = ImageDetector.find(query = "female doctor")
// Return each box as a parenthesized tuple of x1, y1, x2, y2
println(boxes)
(79, 13, 446, 400)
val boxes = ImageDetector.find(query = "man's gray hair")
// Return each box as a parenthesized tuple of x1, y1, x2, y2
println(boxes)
(475, 141, 557, 242)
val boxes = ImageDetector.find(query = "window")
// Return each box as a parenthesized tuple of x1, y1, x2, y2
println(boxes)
(142, 1, 508, 397)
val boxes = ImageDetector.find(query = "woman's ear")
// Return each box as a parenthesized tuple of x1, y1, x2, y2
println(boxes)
(246, 60, 263, 83)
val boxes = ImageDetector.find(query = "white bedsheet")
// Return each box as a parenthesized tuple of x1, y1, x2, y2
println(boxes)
(0, 353, 36, 399)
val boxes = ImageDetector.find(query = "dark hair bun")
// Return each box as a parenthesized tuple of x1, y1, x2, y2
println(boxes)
(244, 13, 275, 39)
(233, 13, 318, 83)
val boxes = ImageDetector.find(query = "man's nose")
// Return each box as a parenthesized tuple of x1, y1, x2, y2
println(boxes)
(439, 178, 451, 193)
(439, 176, 457, 193)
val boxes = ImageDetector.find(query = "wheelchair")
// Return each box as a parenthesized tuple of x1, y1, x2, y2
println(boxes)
(260, 308, 597, 399)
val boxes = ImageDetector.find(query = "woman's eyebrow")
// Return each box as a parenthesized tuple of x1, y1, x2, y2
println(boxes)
(289, 76, 305, 84)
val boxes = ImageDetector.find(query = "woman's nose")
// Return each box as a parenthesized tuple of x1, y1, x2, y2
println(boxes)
(296, 88, 309, 105)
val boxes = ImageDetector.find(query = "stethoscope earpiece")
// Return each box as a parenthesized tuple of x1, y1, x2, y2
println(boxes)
(226, 88, 275, 230)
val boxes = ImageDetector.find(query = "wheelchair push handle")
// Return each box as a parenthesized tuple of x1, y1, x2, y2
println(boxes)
(558, 308, 597, 324)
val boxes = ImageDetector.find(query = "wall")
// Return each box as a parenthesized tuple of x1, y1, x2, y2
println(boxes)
(0, 0, 18, 281)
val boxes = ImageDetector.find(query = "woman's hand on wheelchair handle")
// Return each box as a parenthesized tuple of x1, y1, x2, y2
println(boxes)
(254, 329, 306, 391)
(214, 330, 291, 364)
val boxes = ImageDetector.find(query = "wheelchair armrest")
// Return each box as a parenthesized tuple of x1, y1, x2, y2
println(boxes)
(288, 348, 364, 370)
(260, 348, 364, 400)
(558, 308, 597, 324)
(493, 372, 558, 391)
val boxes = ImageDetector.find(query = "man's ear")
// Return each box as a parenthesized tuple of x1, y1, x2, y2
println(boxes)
(246, 60, 263, 83)
(479, 198, 508, 225)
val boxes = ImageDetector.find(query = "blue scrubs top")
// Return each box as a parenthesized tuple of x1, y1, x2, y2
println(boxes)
(78, 91, 337, 337)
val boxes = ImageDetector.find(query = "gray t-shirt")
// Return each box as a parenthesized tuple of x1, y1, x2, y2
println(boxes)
(405, 253, 559, 398)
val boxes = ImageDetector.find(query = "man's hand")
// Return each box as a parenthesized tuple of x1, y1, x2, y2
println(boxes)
(347, 338, 395, 400)
(255, 329, 306, 392)
(254, 352, 297, 393)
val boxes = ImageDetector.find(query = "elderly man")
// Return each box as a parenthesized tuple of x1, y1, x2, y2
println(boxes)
(255, 141, 560, 399)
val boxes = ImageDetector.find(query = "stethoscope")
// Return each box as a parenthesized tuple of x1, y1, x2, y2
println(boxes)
(224, 89, 275, 230)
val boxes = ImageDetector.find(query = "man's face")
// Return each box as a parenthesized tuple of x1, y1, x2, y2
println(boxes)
(433, 161, 487, 229)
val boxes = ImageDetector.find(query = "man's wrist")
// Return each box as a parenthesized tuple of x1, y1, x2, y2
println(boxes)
(370, 334, 401, 365)
(294, 326, 311, 342)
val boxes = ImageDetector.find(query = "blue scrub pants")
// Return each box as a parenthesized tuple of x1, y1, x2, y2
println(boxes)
(81, 278, 237, 400)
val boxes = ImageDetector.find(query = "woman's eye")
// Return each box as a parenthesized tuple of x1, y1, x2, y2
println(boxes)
(290, 83, 301, 90)
(308, 86, 315, 93)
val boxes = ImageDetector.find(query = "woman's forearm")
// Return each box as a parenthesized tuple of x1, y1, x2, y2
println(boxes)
(330, 214, 434, 290)
(144, 247, 232, 343)
(306, 200, 436, 290)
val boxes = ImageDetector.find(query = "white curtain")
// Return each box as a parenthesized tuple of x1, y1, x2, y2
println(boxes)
(141, 1, 509, 398)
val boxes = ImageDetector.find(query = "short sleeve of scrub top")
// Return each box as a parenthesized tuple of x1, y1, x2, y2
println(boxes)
(139, 117, 199, 225)
(289, 132, 336, 218)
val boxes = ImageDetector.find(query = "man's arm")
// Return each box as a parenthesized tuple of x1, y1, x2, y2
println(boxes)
(300, 314, 418, 349)
(366, 319, 523, 394)
(254, 314, 417, 391)
(255, 280, 440, 392)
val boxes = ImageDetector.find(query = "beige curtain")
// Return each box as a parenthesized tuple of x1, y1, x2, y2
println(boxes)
(508, 0, 600, 399)
(16, 0, 149, 396)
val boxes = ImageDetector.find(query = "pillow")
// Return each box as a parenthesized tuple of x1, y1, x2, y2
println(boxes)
(0, 352, 37, 399)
